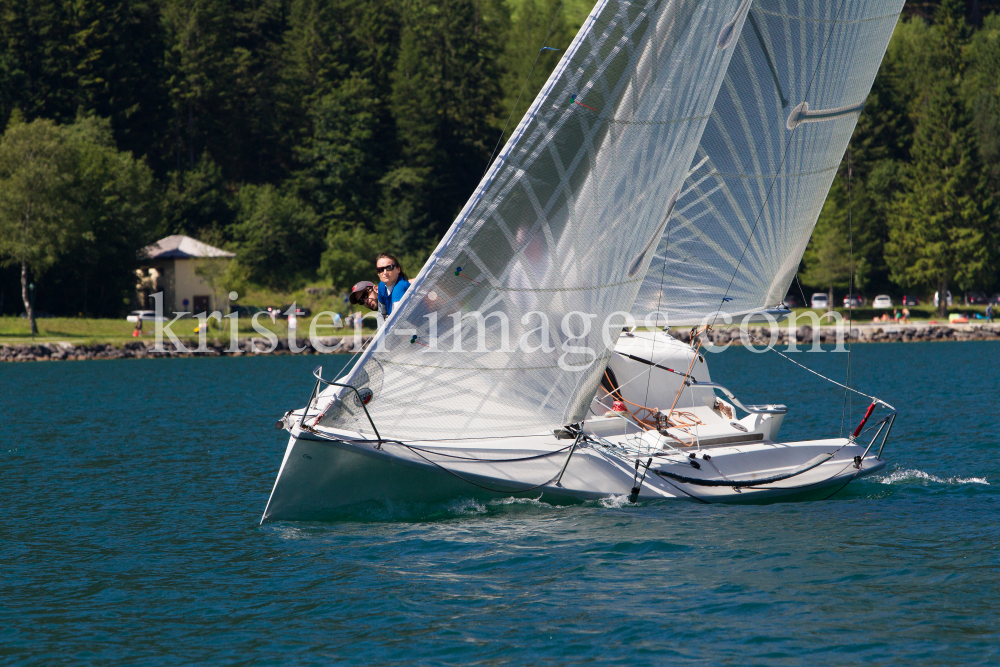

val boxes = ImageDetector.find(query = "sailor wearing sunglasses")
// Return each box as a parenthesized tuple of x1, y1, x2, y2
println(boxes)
(348, 253, 411, 320)
(374, 253, 410, 316)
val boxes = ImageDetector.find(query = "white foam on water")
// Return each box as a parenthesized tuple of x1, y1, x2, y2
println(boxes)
(597, 494, 633, 509)
(487, 495, 553, 509)
(877, 468, 990, 486)
(447, 498, 487, 515)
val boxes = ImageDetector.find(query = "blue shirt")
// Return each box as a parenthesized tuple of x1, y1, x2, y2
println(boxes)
(378, 278, 410, 317)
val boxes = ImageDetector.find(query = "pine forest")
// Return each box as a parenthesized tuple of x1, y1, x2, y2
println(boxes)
(1, 0, 999, 318)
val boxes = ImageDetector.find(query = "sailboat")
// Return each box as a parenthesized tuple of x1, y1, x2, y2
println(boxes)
(262, 0, 904, 521)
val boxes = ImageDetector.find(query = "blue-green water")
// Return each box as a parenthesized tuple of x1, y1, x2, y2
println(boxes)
(2, 342, 998, 665)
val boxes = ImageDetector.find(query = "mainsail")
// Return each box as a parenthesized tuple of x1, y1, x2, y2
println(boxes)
(631, 0, 905, 326)
(317, 0, 750, 439)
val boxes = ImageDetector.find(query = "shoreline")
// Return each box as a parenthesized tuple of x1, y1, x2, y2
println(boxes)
(2, 323, 999, 362)
(0, 335, 374, 362)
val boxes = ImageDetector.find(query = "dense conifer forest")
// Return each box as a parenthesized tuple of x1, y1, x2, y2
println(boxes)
(0, 0, 998, 317)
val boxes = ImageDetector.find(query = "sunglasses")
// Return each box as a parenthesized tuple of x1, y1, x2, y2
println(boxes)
(377, 263, 398, 273)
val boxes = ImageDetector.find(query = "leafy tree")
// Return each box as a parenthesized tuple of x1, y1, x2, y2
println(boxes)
(966, 14, 1000, 192)
(885, 79, 995, 316)
(320, 224, 382, 291)
(498, 0, 573, 142)
(61, 114, 160, 317)
(0, 115, 80, 333)
(229, 183, 320, 290)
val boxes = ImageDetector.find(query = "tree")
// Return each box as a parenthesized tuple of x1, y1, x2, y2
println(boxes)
(161, 151, 234, 238)
(0, 115, 80, 333)
(885, 79, 995, 317)
(802, 178, 853, 310)
(0, 1, 171, 168)
(383, 0, 506, 247)
(62, 114, 159, 317)
(292, 74, 384, 226)
(230, 183, 320, 290)
(498, 0, 574, 142)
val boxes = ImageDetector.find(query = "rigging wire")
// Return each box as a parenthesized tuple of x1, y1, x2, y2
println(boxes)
(842, 145, 855, 436)
(710, 0, 851, 328)
(734, 325, 879, 403)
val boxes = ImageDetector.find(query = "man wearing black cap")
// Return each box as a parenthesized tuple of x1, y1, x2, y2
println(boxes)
(349, 280, 384, 318)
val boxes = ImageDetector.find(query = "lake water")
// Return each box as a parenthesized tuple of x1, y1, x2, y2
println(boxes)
(2, 341, 998, 665)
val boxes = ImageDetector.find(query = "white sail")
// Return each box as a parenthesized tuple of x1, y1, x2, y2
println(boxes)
(631, 0, 905, 326)
(316, 0, 750, 440)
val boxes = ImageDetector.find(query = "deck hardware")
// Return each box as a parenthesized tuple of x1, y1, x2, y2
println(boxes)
(554, 425, 584, 486)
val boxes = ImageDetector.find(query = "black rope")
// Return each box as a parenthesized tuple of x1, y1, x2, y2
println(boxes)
(394, 437, 584, 495)
(654, 453, 833, 487)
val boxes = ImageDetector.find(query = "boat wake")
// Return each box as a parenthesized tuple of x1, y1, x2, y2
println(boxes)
(875, 468, 989, 486)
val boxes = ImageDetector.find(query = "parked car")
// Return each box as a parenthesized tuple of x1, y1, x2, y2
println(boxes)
(782, 293, 803, 308)
(902, 295, 920, 306)
(934, 291, 953, 308)
(872, 295, 893, 309)
(965, 292, 987, 305)
(842, 294, 864, 308)
(810, 293, 829, 309)
(126, 310, 167, 323)
(990, 294, 1000, 305)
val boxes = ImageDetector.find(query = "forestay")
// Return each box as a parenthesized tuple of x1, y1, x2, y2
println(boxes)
(631, 0, 905, 326)
(315, 0, 750, 440)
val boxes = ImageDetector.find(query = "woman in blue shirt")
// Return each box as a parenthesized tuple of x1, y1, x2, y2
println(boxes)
(376, 253, 410, 317)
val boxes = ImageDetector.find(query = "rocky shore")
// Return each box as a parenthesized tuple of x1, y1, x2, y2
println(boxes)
(2, 324, 999, 362)
(668, 323, 1000, 346)
(0, 336, 373, 362)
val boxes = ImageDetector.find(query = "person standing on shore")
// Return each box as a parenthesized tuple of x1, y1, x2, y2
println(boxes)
(988, 304, 994, 323)
(376, 253, 410, 317)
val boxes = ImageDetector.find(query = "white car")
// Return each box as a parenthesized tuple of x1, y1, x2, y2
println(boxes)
(872, 295, 893, 309)
(934, 290, 953, 308)
(810, 293, 829, 309)
(126, 310, 168, 323)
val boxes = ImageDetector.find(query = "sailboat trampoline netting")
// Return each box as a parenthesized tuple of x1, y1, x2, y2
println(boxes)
(316, 0, 751, 440)
(631, 0, 905, 327)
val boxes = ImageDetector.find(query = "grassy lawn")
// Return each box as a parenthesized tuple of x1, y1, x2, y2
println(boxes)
(0, 314, 377, 346)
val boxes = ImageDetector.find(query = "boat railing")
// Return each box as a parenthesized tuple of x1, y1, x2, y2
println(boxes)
(298, 366, 382, 442)
(854, 402, 897, 463)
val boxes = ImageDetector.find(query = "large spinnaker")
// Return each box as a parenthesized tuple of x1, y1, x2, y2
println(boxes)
(316, 0, 750, 440)
(632, 0, 905, 326)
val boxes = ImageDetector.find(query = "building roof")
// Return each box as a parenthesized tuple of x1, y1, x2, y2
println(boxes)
(141, 235, 235, 260)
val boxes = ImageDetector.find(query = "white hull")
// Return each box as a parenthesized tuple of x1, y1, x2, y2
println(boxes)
(262, 332, 892, 522)
(262, 426, 885, 521)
